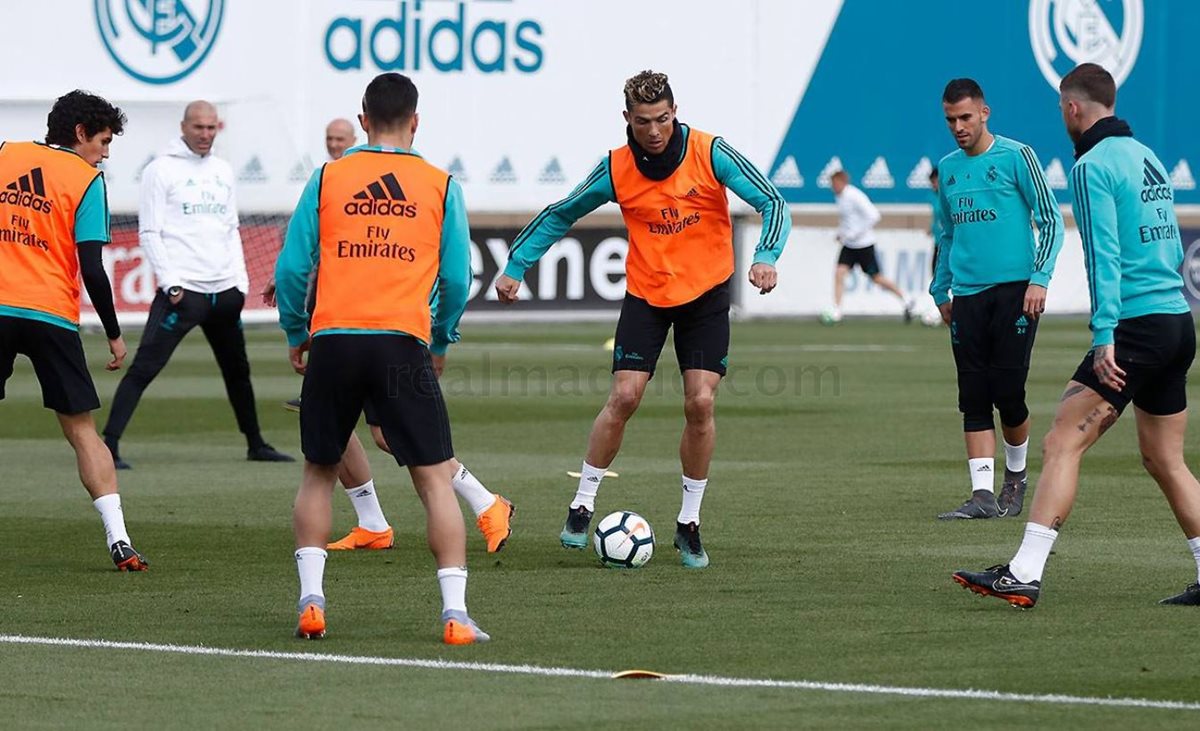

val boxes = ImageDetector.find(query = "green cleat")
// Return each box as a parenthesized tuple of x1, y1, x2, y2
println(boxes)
(559, 505, 593, 549)
(673, 522, 710, 569)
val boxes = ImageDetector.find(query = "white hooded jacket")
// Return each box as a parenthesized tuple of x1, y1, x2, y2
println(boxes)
(138, 136, 248, 294)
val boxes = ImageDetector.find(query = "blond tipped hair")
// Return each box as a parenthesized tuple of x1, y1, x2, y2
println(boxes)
(623, 70, 673, 110)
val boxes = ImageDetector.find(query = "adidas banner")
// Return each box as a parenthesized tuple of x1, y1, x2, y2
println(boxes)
(4, 1, 1194, 212)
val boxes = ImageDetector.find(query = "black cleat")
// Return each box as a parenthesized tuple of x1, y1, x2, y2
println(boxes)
(952, 564, 1039, 608)
(105, 438, 132, 470)
(938, 490, 1001, 520)
(673, 522, 710, 568)
(998, 469, 1028, 517)
(559, 505, 593, 549)
(283, 397, 302, 413)
(1159, 583, 1200, 605)
(248, 443, 296, 463)
(110, 541, 148, 571)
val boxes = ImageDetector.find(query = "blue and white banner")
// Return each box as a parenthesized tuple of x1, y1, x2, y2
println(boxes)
(770, 0, 1198, 205)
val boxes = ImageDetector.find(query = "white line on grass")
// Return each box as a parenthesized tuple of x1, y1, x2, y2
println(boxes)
(1, 634, 1197, 712)
(455, 343, 919, 354)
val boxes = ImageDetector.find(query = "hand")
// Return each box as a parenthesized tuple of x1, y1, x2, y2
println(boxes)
(748, 263, 778, 295)
(1092, 344, 1126, 391)
(168, 289, 184, 306)
(106, 336, 127, 371)
(938, 300, 953, 326)
(431, 353, 446, 378)
(289, 339, 311, 375)
(1023, 284, 1048, 320)
(261, 279, 277, 308)
(495, 274, 522, 304)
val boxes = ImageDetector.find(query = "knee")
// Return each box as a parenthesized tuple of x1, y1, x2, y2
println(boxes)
(684, 391, 716, 425)
(1042, 427, 1084, 460)
(607, 385, 644, 420)
(990, 371, 1029, 428)
(1141, 449, 1180, 482)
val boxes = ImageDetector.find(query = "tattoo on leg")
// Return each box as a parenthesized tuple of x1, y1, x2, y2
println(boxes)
(1098, 406, 1119, 435)
(1061, 384, 1087, 402)
(1051, 517, 1065, 531)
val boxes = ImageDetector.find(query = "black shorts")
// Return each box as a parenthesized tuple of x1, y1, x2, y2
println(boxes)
(950, 281, 1038, 373)
(837, 245, 881, 276)
(0, 316, 100, 414)
(1072, 312, 1195, 416)
(300, 334, 453, 467)
(612, 278, 730, 376)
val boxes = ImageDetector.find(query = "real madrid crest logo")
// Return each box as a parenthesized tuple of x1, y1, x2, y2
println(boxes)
(1029, 0, 1143, 90)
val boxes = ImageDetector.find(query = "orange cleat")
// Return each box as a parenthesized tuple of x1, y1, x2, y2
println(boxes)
(442, 610, 490, 645)
(327, 526, 394, 551)
(476, 496, 514, 553)
(296, 599, 326, 639)
(110, 541, 148, 571)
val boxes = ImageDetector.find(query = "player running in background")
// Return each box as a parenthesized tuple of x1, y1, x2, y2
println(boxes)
(930, 78, 1064, 521)
(495, 70, 790, 568)
(0, 90, 147, 571)
(828, 169, 913, 323)
(277, 72, 489, 643)
(103, 101, 293, 468)
(954, 64, 1200, 608)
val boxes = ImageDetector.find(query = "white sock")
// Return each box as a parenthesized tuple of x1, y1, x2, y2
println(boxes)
(452, 464, 497, 516)
(1188, 537, 1200, 584)
(571, 461, 606, 511)
(677, 475, 708, 525)
(437, 567, 468, 614)
(1004, 439, 1029, 473)
(344, 480, 389, 533)
(295, 547, 327, 602)
(92, 494, 130, 547)
(1009, 523, 1059, 583)
(968, 457, 995, 494)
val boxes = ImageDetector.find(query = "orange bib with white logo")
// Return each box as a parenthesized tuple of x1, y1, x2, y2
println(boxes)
(0, 142, 102, 324)
(311, 151, 449, 344)
(609, 128, 733, 307)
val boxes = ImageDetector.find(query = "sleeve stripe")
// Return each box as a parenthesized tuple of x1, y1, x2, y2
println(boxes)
(1073, 164, 1098, 315)
(1020, 147, 1058, 272)
(715, 139, 787, 250)
(509, 160, 608, 256)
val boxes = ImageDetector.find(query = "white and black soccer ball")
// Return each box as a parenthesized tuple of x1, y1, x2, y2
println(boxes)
(593, 511, 654, 568)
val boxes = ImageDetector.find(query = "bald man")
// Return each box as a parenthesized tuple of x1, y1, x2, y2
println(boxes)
(103, 101, 294, 468)
(325, 118, 356, 161)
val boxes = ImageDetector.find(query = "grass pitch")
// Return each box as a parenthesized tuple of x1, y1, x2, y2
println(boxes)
(2, 317, 1199, 729)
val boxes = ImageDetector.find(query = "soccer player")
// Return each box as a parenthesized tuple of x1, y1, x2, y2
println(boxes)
(495, 70, 790, 568)
(262, 276, 513, 554)
(103, 101, 293, 468)
(930, 78, 1064, 521)
(0, 90, 147, 570)
(828, 170, 913, 323)
(953, 64, 1200, 608)
(277, 72, 489, 642)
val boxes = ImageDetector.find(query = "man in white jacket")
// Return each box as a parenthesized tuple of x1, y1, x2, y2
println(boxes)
(828, 170, 913, 323)
(103, 101, 293, 468)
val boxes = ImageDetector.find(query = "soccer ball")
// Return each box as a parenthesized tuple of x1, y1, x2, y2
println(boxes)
(920, 307, 943, 327)
(818, 308, 842, 326)
(593, 511, 655, 568)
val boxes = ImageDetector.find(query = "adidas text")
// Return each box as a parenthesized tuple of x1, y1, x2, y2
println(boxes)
(0, 189, 52, 213)
(343, 199, 418, 217)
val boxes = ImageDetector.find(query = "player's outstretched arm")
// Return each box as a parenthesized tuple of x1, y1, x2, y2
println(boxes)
(275, 168, 322, 353)
(710, 137, 791, 283)
(1016, 145, 1065, 292)
(497, 159, 616, 303)
(1071, 161, 1122, 351)
(430, 179, 472, 358)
